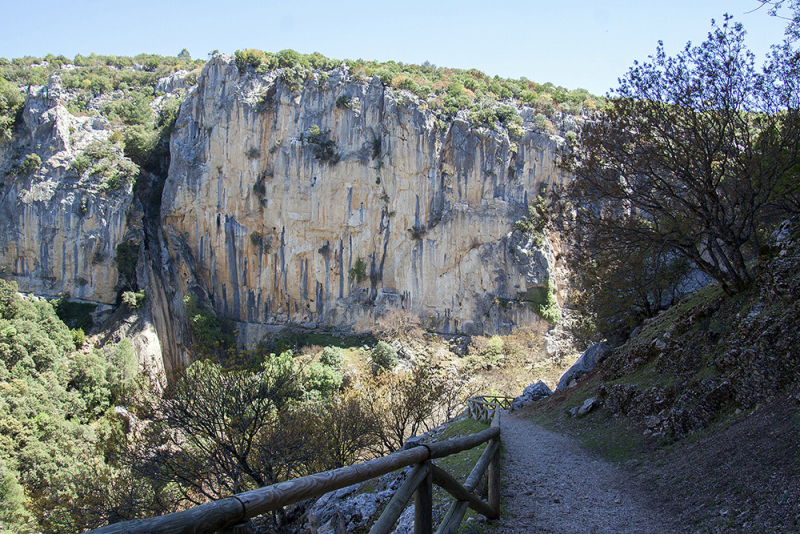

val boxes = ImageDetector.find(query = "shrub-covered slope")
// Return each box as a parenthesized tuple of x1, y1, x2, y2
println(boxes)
(525, 220, 800, 532)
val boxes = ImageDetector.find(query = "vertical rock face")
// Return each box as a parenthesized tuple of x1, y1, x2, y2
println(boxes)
(162, 55, 567, 337)
(0, 75, 134, 304)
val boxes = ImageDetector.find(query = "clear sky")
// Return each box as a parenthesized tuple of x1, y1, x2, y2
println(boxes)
(0, 0, 791, 96)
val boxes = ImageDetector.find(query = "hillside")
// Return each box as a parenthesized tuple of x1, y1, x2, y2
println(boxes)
(1, 44, 798, 534)
(0, 50, 603, 374)
(0, 50, 596, 533)
(519, 220, 800, 533)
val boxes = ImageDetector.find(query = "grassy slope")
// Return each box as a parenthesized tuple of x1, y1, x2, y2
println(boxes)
(519, 231, 800, 533)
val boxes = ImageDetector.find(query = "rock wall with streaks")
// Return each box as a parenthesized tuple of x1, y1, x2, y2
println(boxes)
(160, 54, 568, 344)
(0, 75, 135, 306)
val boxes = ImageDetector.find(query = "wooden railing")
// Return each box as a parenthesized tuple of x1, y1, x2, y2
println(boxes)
(85, 409, 502, 534)
(467, 395, 513, 423)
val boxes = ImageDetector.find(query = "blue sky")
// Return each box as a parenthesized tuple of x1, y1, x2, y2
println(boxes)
(0, 0, 790, 95)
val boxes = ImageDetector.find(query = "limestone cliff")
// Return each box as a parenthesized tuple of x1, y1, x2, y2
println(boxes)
(0, 54, 572, 372)
(161, 54, 568, 348)
(0, 73, 135, 309)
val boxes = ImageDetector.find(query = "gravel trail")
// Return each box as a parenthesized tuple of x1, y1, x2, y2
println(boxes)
(490, 410, 686, 534)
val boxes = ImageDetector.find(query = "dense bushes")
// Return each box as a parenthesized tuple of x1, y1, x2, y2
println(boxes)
(18, 153, 41, 175)
(526, 282, 561, 324)
(319, 346, 345, 370)
(182, 295, 236, 357)
(129, 339, 469, 522)
(0, 280, 148, 533)
(52, 293, 96, 331)
(0, 76, 24, 142)
(0, 53, 192, 186)
(230, 47, 604, 125)
(371, 341, 398, 372)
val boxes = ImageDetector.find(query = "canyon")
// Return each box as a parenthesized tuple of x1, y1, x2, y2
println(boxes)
(0, 54, 572, 371)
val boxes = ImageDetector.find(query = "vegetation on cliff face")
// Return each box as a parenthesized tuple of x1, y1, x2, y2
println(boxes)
(233, 47, 606, 130)
(0, 76, 24, 142)
(0, 52, 198, 193)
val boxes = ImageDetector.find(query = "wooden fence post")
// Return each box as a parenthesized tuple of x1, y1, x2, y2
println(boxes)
(488, 443, 500, 513)
(488, 407, 501, 511)
(414, 460, 433, 534)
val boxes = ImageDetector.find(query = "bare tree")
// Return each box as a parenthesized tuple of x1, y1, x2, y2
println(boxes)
(132, 356, 303, 507)
(561, 16, 800, 297)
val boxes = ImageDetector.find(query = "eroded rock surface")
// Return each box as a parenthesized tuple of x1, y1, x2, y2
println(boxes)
(161, 54, 567, 343)
(0, 73, 136, 304)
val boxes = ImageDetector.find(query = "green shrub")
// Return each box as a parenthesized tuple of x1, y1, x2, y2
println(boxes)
(53, 293, 96, 330)
(0, 76, 24, 142)
(99, 157, 139, 191)
(514, 194, 549, 246)
(527, 282, 560, 323)
(280, 66, 307, 93)
(70, 154, 92, 175)
(508, 122, 525, 137)
(19, 153, 42, 175)
(565, 130, 578, 144)
(84, 140, 117, 160)
(307, 51, 339, 71)
(349, 257, 367, 284)
(305, 126, 339, 163)
(106, 338, 138, 394)
(157, 96, 182, 133)
(485, 335, 504, 357)
(275, 49, 305, 69)
(336, 95, 352, 109)
(104, 90, 153, 126)
(371, 341, 398, 372)
(534, 113, 550, 131)
(303, 362, 343, 397)
(72, 327, 85, 348)
(123, 124, 158, 166)
(121, 290, 145, 309)
(468, 101, 498, 128)
(183, 295, 235, 356)
(319, 346, 345, 370)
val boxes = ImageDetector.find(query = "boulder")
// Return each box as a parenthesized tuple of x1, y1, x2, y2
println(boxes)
(568, 397, 601, 417)
(578, 397, 601, 415)
(305, 467, 410, 532)
(556, 342, 613, 391)
(511, 380, 553, 410)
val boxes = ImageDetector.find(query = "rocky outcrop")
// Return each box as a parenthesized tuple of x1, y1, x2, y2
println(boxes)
(160, 54, 567, 350)
(0, 73, 135, 304)
(556, 341, 612, 391)
(512, 380, 553, 410)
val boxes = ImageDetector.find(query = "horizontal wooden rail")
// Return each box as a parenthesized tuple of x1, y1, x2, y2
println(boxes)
(86, 424, 500, 534)
(467, 395, 513, 422)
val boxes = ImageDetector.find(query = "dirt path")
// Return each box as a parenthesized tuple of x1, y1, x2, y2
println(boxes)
(489, 410, 686, 534)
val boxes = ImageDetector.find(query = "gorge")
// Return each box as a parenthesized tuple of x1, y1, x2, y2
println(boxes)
(0, 53, 574, 372)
